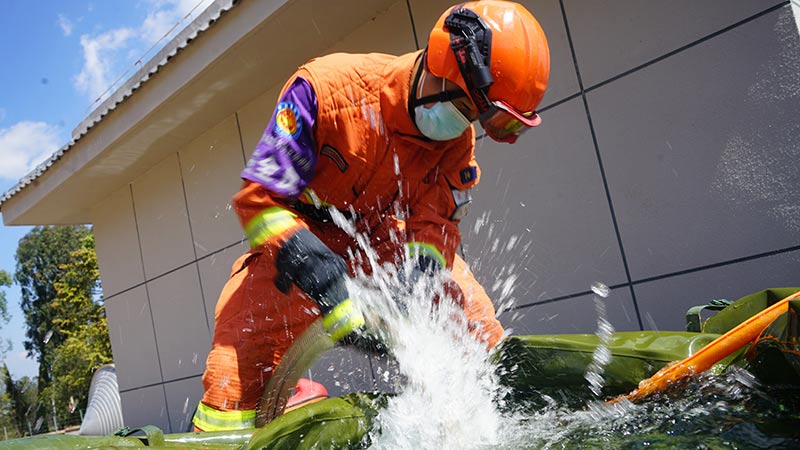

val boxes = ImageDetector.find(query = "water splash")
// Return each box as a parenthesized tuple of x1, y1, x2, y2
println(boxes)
(355, 276, 511, 450)
(326, 207, 515, 449)
(585, 282, 614, 397)
(497, 368, 800, 449)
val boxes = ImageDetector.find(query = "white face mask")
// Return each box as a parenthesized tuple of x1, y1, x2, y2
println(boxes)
(414, 71, 471, 141)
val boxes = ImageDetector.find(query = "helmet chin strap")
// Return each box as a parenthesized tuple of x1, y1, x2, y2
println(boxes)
(411, 56, 469, 108)
(408, 54, 427, 128)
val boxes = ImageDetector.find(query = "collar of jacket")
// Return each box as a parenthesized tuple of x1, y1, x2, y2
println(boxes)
(380, 50, 474, 151)
(380, 51, 432, 138)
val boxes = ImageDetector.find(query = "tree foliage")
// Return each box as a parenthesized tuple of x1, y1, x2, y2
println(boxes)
(1, 365, 38, 437)
(0, 270, 10, 323)
(10, 226, 111, 432)
(39, 316, 112, 428)
(0, 270, 11, 359)
(41, 233, 112, 427)
(14, 225, 94, 384)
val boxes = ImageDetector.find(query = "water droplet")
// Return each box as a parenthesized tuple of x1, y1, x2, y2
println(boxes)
(590, 281, 610, 298)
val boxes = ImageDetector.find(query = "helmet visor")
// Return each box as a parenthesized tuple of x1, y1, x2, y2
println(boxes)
(479, 99, 542, 143)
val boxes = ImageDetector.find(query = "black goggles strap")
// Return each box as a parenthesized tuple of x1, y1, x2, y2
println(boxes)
(413, 90, 468, 107)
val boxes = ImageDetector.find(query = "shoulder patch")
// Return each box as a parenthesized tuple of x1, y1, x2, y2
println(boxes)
(460, 166, 478, 184)
(274, 101, 302, 139)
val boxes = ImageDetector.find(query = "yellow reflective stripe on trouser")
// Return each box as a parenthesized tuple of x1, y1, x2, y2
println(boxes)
(322, 299, 365, 342)
(407, 242, 446, 268)
(244, 207, 298, 248)
(193, 402, 255, 432)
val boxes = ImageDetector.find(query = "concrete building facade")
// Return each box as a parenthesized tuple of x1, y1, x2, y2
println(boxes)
(1, 0, 798, 433)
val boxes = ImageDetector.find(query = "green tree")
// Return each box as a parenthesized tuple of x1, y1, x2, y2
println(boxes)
(1, 365, 38, 437)
(14, 225, 93, 385)
(39, 316, 112, 428)
(40, 234, 111, 427)
(0, 375, 16, 438)
(0, 270, 10, 322)
(13, 226, 111, 431)
(50, 234, 104, 339)
(0, 270, 11, 358)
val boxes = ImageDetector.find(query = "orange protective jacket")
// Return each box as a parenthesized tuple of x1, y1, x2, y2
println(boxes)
(234, 50, 480, 269)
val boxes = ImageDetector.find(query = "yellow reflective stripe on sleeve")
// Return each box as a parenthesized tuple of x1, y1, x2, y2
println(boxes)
(407, 242, 446, 268)
(322, 299, 365, 342)
(244, 207, 298, 248)
(192, 402, 255, 432)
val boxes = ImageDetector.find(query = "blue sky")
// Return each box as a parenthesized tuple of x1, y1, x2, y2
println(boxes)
(0, 0, 213, 381)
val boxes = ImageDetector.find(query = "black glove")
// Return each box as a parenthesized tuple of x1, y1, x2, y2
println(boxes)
(397, 253, 440, 300)
(275, 228, 365, 342)
(339, 330, 389, 356)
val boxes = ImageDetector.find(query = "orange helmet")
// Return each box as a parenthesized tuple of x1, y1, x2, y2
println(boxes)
(426, 1, 550, 143)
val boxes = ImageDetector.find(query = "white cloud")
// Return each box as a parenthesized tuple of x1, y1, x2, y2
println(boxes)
(74, 28, 135, 102)
(0, 121, 63, 181)
(57, 14, 74, 36)
(140, 0, 214, 45)
(73, 0, 214, 104)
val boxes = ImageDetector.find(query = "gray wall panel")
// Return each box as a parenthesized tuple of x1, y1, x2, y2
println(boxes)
(564, 0, 786, 87)
(131, 154, 196, 280)
(148, 265, 212, 382)
(588, 7, 800, 280)
(462, 98, 627, 305)
(499, 288, 639, 335)
(634, 250, 800, 332)
(164, 376, 205, 434)
(93, 186, 145, 297)
(120, 385, 170, 432)
(105, 286, 163, 391)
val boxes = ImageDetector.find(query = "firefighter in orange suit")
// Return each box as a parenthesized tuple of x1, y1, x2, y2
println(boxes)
(193, 1, 549, 431)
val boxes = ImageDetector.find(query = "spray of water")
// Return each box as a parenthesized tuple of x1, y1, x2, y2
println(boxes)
(585, 282, 614, 397)
(327, 208, 516, 449)
(363, 281, 507, 450)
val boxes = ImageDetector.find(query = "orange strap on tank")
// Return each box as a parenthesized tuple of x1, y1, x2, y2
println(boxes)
(614, 289, 800, 403)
